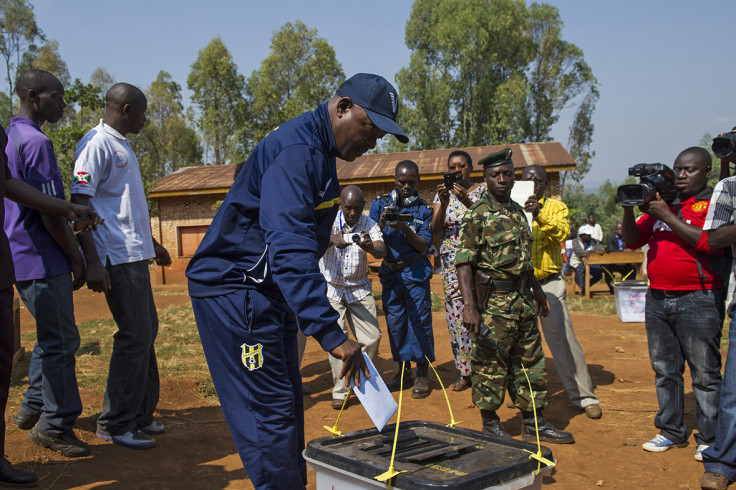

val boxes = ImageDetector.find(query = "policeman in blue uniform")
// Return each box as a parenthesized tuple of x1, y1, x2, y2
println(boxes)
(369, 160, 434, 399)
(186, 73, 408, 490)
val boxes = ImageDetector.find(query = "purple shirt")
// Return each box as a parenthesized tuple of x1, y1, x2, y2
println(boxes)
(0, 125, 13, 291)
(3, 117, 70, 281)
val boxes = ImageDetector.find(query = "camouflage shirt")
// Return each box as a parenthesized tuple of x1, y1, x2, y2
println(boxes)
(455, 191, 534, 319)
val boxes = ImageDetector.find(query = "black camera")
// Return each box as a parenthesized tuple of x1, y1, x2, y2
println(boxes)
(384, 204, 414, 226)
(712, 127, 736, 159)
(443, 171, 463, 190)
(615, 163, 677, 206)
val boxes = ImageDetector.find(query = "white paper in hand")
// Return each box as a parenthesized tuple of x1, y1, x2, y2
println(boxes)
(349, 353, 398, 432)
(510, 180, 535, 228)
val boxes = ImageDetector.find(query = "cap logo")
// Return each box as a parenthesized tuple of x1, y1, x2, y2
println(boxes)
(390, 92, 397, 114)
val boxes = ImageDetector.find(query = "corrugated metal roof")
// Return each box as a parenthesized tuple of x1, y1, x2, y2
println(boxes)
(149, 142, 576, 197)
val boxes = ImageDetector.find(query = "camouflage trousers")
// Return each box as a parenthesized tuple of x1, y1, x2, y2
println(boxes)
(471, 302, 547, 412)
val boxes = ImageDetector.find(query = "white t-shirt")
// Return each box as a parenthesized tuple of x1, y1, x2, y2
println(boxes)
(71, 120, 154, 266)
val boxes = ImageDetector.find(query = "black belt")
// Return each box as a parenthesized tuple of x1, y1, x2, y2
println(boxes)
(492, 279, 524, 294)
(385, 254, 423, 272)
(538, 273, 561, 285)
(651, 288, 693, 298)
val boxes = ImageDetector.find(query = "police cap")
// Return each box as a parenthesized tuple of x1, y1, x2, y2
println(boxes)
(479, 147, 513, 169)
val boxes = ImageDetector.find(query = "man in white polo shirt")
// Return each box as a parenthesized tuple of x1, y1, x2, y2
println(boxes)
(71, 83, 171, 450)
(319, 185, 385, 409)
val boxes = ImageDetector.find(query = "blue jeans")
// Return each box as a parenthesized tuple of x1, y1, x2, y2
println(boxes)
(96, 260, 160, 436)
(16, 273, 82, 436)
(645, 288, 723, 445)
(381, 273, 434, 363)
(704, 310, 736, 480)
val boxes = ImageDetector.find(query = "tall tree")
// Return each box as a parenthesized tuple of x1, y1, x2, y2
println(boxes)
(397, 0, 533, 148)
(187, 36, 246, 165)
(0, 0, 42, 118)
(397, 0, 598, 171)
(134, 70, 202, 192)
(19, 39, 69, 87)
(90, 66, 115, 98)
(247, 21, 344, 143)
(560, 89, 598, 193)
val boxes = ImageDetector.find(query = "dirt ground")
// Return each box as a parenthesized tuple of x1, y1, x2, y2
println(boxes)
(4, 275, 720, 489)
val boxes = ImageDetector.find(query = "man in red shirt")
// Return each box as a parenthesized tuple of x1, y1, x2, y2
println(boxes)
(623, 147, 727, 462)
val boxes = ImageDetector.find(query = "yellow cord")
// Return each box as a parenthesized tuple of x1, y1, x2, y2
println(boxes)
(424, 355, 460, 428)
(375, 361, 407, 483)
(519, 365, 556, 473)
(323, 386, 352, 437)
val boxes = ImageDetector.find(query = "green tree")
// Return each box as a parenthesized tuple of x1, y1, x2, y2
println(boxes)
(19, 39, 70, 87)
(90, 66, 115, 99)
(187, 36, 246, 165)
(560, 89, 599, 194)
(0, 0, 43, 118)
(397, 0, 598, 166)
(397, 0, 532, 148)
(134, 70, 202, 192)
(247, 21, 344, 144)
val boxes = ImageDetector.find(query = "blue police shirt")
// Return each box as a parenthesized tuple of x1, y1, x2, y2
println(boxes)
(186, 103, 346, 351)
(369, 192, 433, 282)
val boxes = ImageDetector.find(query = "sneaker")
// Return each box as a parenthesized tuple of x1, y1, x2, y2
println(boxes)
(695, 444, 709, 462)
(13, 410, 41, 431)
(110, 430, 156, 450)
(641, 434, 687, 453)
(96, 426, 112, 441)
(0, 456, 38, 488)
(29, 427, 90, 458)
(141, 420, 165, 435)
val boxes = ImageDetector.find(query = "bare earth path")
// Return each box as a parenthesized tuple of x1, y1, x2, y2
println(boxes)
(4, 276, 716, 489)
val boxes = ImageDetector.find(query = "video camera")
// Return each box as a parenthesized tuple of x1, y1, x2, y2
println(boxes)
(712, 127, 736, 159)
(615, 163, 677, 206)
(384, 204, 414, 226)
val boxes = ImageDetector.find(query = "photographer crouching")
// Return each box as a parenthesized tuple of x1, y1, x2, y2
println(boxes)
(621, 147, 726, 462)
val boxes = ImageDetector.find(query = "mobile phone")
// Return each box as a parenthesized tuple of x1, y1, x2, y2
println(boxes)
(443, 171, 462, 190)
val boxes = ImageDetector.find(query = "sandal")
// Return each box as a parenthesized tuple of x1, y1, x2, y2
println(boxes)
(450, 376, 471, 392)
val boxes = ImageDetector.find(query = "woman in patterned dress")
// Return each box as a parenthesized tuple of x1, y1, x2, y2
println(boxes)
(430, 151, 485, 391)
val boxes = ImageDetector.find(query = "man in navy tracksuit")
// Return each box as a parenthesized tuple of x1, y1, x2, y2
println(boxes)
(186, 73, 408, 489)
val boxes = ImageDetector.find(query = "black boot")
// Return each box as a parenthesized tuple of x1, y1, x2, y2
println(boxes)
(0, 456, 38, 487)
(386, 362, 412, 391)
(412, 363, 430, 399)
(480, 410, 510, 438)
(521, 411, 574, 444)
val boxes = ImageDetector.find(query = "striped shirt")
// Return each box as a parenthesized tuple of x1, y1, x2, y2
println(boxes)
(530, 197, 570, 280)
(319, 212, 383, 303)
(704, 177, 736, 308)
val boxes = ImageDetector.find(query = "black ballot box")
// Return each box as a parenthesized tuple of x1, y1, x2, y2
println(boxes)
(305, 420, 554, 490)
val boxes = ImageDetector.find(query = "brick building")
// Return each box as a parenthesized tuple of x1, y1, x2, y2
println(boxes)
(148, 142, 576, 285)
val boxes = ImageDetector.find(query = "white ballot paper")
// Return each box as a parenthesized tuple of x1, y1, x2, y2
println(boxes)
(349, 353, 398, 432)
(510, 180, 534, 228)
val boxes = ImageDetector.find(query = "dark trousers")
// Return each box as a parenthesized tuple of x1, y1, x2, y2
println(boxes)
(97, 260, 160, 436)
(645, 288, 723, 445)
(0, 287, 13, 453)
(380, 273, 434, 363)
(191, 288, 306, 490)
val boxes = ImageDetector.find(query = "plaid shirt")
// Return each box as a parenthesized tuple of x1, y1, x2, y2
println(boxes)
(531, 197, 570, 280)
(319, 212, 383, 303)
(704, 177, 736, 308)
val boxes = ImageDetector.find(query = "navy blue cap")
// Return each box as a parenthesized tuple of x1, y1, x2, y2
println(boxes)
(336, 73, 409, 144)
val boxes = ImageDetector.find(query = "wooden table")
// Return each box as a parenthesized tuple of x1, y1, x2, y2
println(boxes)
(584, 251, 645, 299)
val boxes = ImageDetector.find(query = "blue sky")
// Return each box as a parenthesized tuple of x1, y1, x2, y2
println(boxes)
(27, 0, 736, 189)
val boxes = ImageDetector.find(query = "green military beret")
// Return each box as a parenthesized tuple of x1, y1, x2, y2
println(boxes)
(479, 147, 513, 169)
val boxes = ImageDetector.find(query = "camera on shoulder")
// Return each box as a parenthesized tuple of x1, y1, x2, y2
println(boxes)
(615, 163, 677, 207)
(712, 127, 736, 159)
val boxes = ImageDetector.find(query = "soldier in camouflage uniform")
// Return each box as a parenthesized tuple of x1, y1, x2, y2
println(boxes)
(456, 148, 574, 444)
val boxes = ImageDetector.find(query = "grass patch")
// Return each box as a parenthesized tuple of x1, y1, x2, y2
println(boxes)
(566, 294, 618, 316)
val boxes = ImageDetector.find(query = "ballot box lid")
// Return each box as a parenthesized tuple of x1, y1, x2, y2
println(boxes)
(305, 420, 554, 489)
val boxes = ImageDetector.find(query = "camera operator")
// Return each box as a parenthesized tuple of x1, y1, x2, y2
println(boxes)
(320, 185, 386, 410)
(622, 147, 726, 461)
(369, 160, 434, 398)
